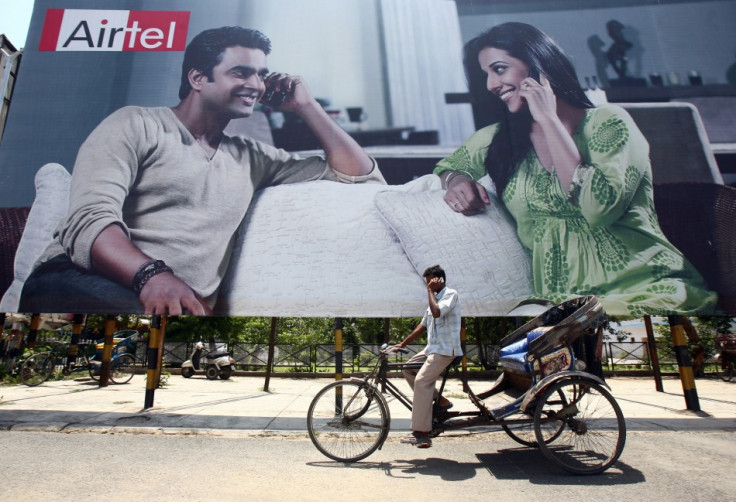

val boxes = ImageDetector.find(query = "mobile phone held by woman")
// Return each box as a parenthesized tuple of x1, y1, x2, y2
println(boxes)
(528, 67, 540, 83)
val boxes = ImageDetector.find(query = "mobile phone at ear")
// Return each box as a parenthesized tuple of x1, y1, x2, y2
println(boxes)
(260, 83, 287, 107)
(528, 67, 540, 83)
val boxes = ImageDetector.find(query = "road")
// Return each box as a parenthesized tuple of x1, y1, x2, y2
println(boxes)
(2, 430, 734, 501)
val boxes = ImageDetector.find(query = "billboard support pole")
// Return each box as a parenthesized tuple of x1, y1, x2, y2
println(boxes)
(643, 315, 663, 392)
(67, 314, 85, 371)
(667, 315, 700, 411)
(98, 315, 116, 387)
(461, 318, 468, 392)
(27, 313, 41, 349)
(264, 317, 276, 392)
(335, 318, 343, 381)
(144, 315, 163, 409)
(155, 315, 167, 386)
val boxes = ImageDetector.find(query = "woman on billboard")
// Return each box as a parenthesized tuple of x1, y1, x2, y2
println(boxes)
(434, 22, 715, 315)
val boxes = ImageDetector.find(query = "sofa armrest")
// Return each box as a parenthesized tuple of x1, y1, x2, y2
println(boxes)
(654, 182, 736, 312)
(0, 207, 31, 298)
(0, 163, 72, 313)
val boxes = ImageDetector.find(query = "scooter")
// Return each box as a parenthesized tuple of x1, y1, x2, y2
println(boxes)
(181, 342, 236, 380)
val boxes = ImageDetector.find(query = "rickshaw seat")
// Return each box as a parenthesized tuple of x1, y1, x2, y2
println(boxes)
(498, 327, 551, 374)
(499, 328, 547, 358)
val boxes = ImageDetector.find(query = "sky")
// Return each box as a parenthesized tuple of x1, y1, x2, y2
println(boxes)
(1, 1, 35, 49)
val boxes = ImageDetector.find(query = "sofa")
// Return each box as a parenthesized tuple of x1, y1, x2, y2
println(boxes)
(1, 104, 734, 317)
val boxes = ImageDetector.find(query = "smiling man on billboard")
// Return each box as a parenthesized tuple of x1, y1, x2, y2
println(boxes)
(19, 25, 384, 315)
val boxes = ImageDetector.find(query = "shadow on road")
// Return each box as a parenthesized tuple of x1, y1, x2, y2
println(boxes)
(307, 447, 644, 484)
(477, 447, 645, 485)
(306, 457, 478, 481)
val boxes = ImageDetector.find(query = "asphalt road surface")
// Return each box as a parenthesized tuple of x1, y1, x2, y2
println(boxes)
(2, 430, 734, 501)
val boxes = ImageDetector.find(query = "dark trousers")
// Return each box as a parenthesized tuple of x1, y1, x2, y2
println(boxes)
(19, 255, 143, 314)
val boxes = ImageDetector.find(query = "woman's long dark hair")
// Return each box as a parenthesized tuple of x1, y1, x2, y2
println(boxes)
(463, 22, 593, 196)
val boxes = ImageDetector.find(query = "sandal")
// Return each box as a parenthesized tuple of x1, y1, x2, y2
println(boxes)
(436, 402, 453, 413)
(400, 432, 432, 448)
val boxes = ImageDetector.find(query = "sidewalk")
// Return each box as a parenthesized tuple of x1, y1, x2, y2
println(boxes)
(1, 374, 735, 436)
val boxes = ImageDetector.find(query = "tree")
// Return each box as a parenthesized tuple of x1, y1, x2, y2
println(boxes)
(602, 316, 633, 342)
(84, 314, 148, 336)
(655, 316, 735, 368)
(164, 316, 258, 344)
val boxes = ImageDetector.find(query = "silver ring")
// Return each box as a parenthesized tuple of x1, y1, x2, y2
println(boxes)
(452, 201, 459, 208)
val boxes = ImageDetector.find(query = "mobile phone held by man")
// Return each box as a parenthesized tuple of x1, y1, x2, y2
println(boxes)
(260, 76, 288, 107)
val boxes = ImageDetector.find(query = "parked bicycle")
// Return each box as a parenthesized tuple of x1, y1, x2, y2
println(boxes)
(20, 330, 140, 387)
(307, 296, 626, 475)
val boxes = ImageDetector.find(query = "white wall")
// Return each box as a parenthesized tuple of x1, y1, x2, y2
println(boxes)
(126, 0, 387, 127)
(457, 0, 736, 87)
(244, 0, 387, 128)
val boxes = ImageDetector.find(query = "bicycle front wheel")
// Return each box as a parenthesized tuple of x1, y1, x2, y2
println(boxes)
(21, 353, 55, 386)
(307, 380, 390, 462)
(534, 378, 626, 475)
(110, 354, 136, 384)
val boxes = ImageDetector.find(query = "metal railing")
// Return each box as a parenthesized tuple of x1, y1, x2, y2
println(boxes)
(4, 338, 722, 375)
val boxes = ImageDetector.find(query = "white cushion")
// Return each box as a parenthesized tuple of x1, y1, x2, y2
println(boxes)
(216, 178, 430, 317)
(0, 163, 71, 312)
(3, 167, 533, 317)
(373, 175, 533, 315)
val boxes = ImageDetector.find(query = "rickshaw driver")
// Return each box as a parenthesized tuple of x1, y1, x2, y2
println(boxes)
(395, 264, 463, 448)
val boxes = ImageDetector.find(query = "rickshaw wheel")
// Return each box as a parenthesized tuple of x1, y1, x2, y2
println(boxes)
(502, 394, 565, 447)
(110, 354, 136, 384)
(307, 381, 390, 462)
(533, 378, 626, 475)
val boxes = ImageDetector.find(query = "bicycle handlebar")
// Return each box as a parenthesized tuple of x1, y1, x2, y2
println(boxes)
(380, 343, 409, 355)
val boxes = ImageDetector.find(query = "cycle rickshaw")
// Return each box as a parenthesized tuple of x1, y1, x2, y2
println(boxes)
(307, 295, 626, 475)
(20, 329, 140, 386)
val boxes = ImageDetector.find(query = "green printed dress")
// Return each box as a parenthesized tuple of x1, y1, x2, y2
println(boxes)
(435, 104, 716, 316)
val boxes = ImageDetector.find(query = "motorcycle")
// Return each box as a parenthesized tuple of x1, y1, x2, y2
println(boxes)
(181, 342, 236, 380)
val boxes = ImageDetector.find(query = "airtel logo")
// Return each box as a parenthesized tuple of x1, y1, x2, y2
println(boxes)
(39, 9, 190, 52)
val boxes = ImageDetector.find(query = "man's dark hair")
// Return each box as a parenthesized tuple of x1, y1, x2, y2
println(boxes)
(179, 26, 272, 100)
(423, 265, 446, 282)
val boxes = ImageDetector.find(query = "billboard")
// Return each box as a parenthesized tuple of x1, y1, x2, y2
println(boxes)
(0, 0, 734, 317)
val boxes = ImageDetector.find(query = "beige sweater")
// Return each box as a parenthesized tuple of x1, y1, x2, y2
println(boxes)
(39, 106, 384, 307)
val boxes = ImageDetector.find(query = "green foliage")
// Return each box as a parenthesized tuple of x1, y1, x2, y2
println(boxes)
(164, 316, 256, 344)
(157, 316, 536, 348)
(85, 315, 148, 333)
(465, 317, 520, 345)
(655, 316, 735, 361)
(51, 313, 665, 355)
(159, 370, 171, 388)
(602, 316, 634, 342)
(0, 363, 20, 384)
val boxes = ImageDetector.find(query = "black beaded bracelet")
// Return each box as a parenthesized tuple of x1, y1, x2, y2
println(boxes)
(132, 259, 173, 294)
